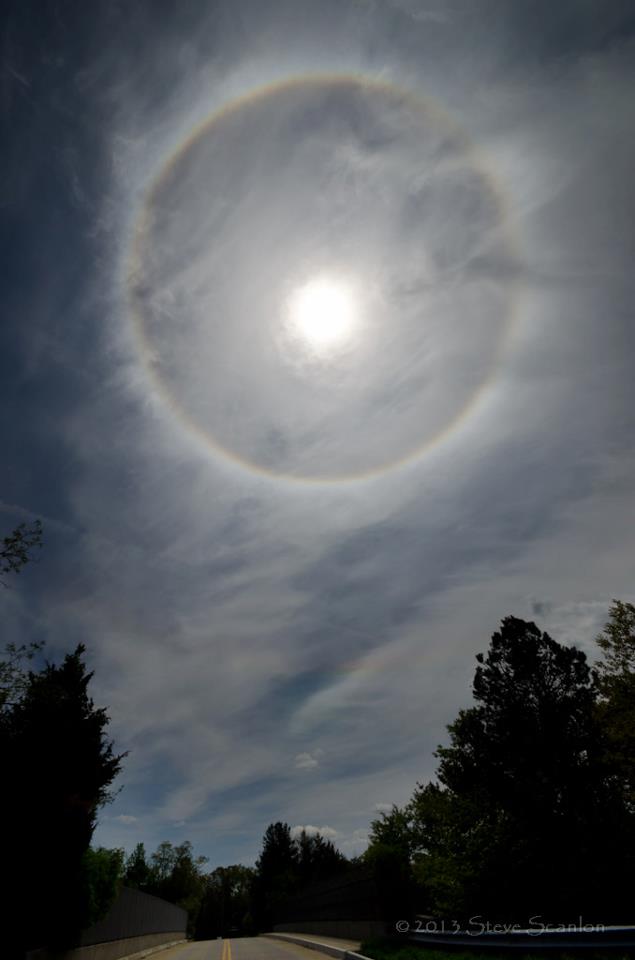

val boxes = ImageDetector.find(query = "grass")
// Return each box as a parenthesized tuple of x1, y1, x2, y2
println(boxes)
(359, 936, 635, 960)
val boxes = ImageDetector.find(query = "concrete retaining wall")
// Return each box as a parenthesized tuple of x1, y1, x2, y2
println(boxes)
(27, 931, 185, 960)
(274, 921, 386, 941)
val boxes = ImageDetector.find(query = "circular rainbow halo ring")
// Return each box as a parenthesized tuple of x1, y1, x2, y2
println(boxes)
(126, 74, 520, 483)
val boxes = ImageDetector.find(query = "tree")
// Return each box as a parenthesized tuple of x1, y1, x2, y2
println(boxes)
(0, 644, 127, 956)
(1, 519, 42, 584)
(78, 846, 125, 928)
(195, 865, 256, 939)
(1, 521, 45, 710)
(432, 617, 628, 920)
(166, 841, 209, 933)
(595, 600, 635, 810)
(257, 821, 298, 877)
(367, 805, 416, 861)
(143, 840, 208, 936)
(376, 617, 633, 923)
(295, 829, 347, 886)
(250, 822, 351, 931)
(124, 842, 152, 890)
(365, 807, 416, 925)
(406, 779, 488, 919)
(149, 840, 178, 890)
(0, 639, 45, 710)
(251, 822, 299, 931)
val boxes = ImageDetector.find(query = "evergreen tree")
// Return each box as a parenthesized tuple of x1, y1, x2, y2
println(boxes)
(251, 822, 299, 930)
(124, 842, 152, 890)
(0, 644, 126, 956)
(295, 829, 347, 886)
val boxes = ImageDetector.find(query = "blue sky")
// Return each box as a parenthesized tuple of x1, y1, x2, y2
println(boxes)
(2, 0, 635, 867)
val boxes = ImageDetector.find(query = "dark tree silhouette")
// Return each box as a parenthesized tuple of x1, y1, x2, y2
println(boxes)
(295, 828, 347, 886)
(251, 821, 299, 930)
(367, 616, 634, 923)
(129, 840, 208, 936)
(250, 822, 351, 931)
(0, 638, 45, 709)
(124, 841, 153, 891)
(1, 521, 45, 709)
(433, 618, 630, 920)
(195, 864, 256, 939)
(0, 519, 42, 584)
(0, 644, 126, 956)
(158, 841, 208, 935)
(257, 821, 298, 876)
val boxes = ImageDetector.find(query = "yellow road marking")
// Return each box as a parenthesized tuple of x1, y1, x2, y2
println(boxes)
(220, 938, 232, 960)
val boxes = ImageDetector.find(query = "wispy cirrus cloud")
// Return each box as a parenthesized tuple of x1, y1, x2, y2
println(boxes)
(1, 0, 634, 868)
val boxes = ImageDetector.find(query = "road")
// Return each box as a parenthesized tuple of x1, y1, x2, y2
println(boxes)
(155, 938, 336, 960)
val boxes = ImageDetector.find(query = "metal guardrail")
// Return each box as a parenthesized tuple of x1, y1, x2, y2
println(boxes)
(409, 924, 635, 950)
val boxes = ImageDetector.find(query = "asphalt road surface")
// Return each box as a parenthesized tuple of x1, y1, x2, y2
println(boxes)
(155, 938, 334, 960)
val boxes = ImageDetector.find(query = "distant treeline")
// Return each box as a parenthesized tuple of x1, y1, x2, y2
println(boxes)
(119, 824, 350, 939)
(1, 520, 634, 956)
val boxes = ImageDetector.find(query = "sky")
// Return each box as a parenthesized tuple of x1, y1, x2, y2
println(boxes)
(2, 0, 635, 867)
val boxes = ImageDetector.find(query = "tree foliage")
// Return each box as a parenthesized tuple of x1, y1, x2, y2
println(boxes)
(368, 805, 416, 861)
(195, 864, 256, 939)
(596, 600, 635, 677)
(0, 520, 42, 584)
(1, 644, 127, 955)
(433, 618, 630, 920)
(251, 821, 298, 930)
(1, 521, 45, 710)
(123, 842, 153, 891)
(0, 639, 45, 710)
(78, 846, 126, 929)
(366, 615, 634, 924)
(256, 821, 298, 877)
(250, 822, 349, 931)
(295, 828, 347, 886)
(364, 809, 416, 924)
(126, 840, 208, 936)
(595, 600, 635, 809)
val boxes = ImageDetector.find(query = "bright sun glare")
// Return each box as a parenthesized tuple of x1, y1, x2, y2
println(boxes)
(288, 277, 357, 351)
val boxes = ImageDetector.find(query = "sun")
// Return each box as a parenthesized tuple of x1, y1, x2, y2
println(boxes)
(287, 277, 358, 352)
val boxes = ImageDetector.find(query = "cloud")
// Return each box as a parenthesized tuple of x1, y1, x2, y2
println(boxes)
(387, 0, 452, 24)
(291, 824, 338, 839)
(337, 829, 370, 853)
(294, 752, 320, 770)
